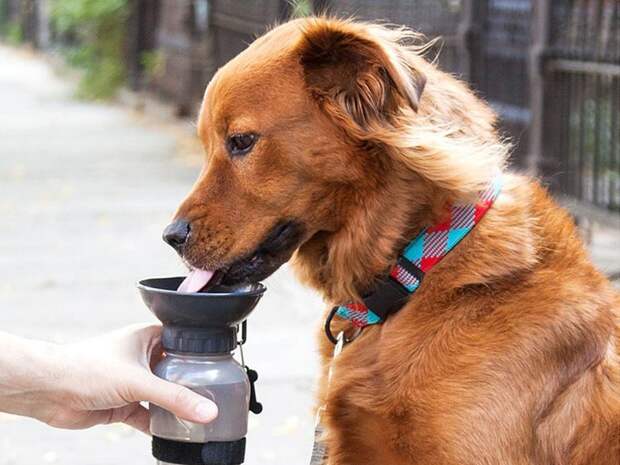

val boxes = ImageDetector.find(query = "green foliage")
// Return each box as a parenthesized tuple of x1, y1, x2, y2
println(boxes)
(0, 0, 22, 43)
(291, 0, 312, 18)
(141, 49, 164, 83)
(51, 0, 129, 99)
(0, 0, 8, 33)
(4, 21, 23, 44)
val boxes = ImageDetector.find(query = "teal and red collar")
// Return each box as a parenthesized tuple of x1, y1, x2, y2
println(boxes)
(325, 176, 503, 344)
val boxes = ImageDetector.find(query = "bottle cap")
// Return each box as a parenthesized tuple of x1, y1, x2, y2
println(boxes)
(162, 326, 237, 354)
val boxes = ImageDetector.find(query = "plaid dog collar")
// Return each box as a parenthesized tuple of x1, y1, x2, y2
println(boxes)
(325, 175, 503, 344)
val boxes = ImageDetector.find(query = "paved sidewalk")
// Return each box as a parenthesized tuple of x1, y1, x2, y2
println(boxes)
(587, 224, 620, 287)
(0, 46, 323, 465)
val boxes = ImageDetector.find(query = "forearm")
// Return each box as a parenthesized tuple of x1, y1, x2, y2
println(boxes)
(0, 332, 65, 422)
(0, 325, 216, 432)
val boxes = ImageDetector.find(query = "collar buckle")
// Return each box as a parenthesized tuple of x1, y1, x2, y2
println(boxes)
(361, 259, 416, 321)
(324, 257, 419, 345)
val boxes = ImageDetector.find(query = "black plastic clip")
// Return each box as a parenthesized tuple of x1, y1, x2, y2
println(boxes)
(324, 257, 423, 345)
(245, 366, 263, 414)
(239, 321, 247, 345)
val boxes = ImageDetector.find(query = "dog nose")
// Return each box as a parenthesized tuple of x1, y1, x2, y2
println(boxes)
(163, 219, 190, 252)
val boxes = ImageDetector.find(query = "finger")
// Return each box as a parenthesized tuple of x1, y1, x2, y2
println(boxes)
(46, 409, 110, 430)
(107, 323, 162, 343)
(104, 403, 151, 434)
(134, 375, 218, 424)
(136, 323, 163, 345)
(122, 323, 163, 368)
(148, 340, 165, 371)
(122, 405, 151, 435)
(137, 324, 165, 369)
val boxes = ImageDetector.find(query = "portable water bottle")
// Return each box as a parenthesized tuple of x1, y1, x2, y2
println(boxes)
(138, 277, 265, 465)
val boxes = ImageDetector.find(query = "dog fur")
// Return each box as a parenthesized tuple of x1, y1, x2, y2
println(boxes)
(172, 17, 620, 465)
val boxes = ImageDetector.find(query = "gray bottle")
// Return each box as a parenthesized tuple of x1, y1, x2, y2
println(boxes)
(138, 277, 266, 465)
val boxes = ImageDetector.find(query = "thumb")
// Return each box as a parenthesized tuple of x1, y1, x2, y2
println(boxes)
(135, 375, 218, 423)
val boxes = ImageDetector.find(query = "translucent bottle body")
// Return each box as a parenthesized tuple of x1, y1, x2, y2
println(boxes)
(150, 352, 250, 444)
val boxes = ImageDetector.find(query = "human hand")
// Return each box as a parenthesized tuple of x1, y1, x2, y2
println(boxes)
(0, 325, 218, 434)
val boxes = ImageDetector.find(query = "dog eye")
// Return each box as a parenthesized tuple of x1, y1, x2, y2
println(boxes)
(226, 133, 257, 156)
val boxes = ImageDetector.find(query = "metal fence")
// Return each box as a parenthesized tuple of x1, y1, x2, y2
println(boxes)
(316, 0, 465, 73)
(151, 0, 289, 115)
(471, 0, 532, 163)
(321, 0, 533, 165)
(2, 0, 618, 217)
(317, 0, 619, 215)
(537, 0, 620, 214)
(92, 0, 620, 215)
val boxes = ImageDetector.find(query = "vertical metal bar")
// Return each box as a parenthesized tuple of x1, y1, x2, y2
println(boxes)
(593, 73, 601, 205)
(573, 0, 584, 201)
(568, 67, 576, 198)
(527, 0, 552, 175)
(565, 1, 574, 198)
(577, 0, 589, 203)
(612, 1, 620, 211)
(457, 0, 476, 81)
(594, 0, 605, 208)
(278, 0, 291, 21)
(569, 0, 578, 197)
(592, 0, 603, 205)
(609, 74, 620, 210)
(561, 71, 570, 194)
(603, 73, 612, 210)
(555, 71, 564, 192)
(312, 0, 331, 15)
(578, 72, 587, 202)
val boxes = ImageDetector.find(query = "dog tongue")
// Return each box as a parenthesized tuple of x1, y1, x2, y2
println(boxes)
(177, 269, 215, 293)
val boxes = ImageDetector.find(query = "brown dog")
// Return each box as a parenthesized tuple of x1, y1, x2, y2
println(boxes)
(165, 17, 620, 465)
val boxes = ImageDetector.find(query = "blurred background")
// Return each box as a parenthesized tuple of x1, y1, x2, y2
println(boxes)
(0, 1, 618, 464)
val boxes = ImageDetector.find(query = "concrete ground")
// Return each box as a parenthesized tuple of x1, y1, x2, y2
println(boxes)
(0, 45, 618, 465)
(585, 223, 620, 285)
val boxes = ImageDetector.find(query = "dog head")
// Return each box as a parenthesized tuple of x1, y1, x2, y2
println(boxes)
(164, 17, 504, 291)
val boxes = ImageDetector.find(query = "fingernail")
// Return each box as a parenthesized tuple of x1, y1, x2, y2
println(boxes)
(195, 402, 217, 422)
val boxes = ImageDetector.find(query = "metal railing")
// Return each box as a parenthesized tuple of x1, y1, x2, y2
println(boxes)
(538, 0, 620, 214)
(3, 0, 617, 218)
(324, 0, 619, 216)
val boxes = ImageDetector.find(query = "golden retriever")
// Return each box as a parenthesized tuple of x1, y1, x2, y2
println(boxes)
(164, 17, 620, 465)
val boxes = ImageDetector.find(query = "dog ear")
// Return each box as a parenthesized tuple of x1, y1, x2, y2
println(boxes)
(298, 20, 426, 131)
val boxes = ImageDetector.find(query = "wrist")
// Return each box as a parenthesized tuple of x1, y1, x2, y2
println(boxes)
(32, 339, 70, 399)
(0, 333, 68, 421)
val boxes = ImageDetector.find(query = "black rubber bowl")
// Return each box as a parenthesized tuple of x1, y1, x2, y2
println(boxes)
(137, 277, 266, 328)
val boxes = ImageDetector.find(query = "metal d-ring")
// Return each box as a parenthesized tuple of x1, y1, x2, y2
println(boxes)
(324, 306, 363, 345)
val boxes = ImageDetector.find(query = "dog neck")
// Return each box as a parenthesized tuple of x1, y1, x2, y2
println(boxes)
(293, 172, 539, 305)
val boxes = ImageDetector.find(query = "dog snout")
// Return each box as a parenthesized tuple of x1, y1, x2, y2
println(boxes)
(162, 219, 190, 253)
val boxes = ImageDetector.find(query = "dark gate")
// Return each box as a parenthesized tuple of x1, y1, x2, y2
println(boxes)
(316, 0, 467, 75)
(126, 0, 161, 91)
(208, 0, 290, 81)
(154, 0, 289, 115)
(153, 0, 212, 116)
(471, 0, 532, 166)
(539, 0, 620, 214)
(317, 0, 533, 166)
(145, 0, 619, 219)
